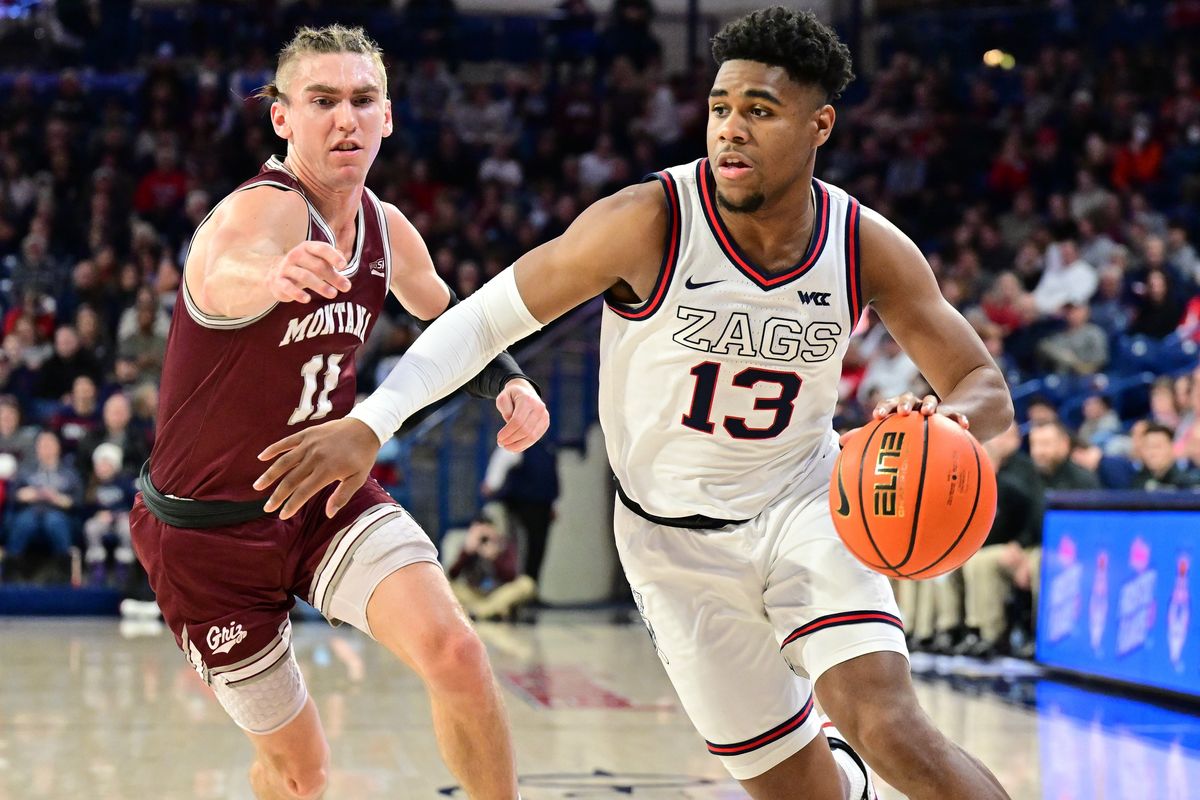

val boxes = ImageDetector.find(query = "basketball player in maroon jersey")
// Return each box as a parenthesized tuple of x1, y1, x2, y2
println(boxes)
(254, 10, 1014, 800)
(129, 26, 544, 800)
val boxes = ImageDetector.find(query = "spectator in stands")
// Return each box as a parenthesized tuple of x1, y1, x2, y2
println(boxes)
(1033, 238, 1098, 315)
(981, 271, 1035, 335)
(36, 324, 101, 402)
(77, 392, 147, 482)
(1071, 439, 1137, 489)
(1167, 222, 1200, 285)
(1089, 263, 1131, 335)
(482, 439, 559, 588)
(971, 420, 1101, 656)
(6, 431, 81, 581)
(1180, 292, 1200, 342)
(895, 568, 963, 656)
(116, 286, 170, 342)
(997, 189, 1040, 252)
(133, 145, 189, 229)
(1025, 395, 1060, 425)
(1112, 114, 1164, 191)
(1182, 424, 1200, 479)
(1133, 423, 1199, 490)
(1078, 394, 1122, 447)
(1031, 420, 1104, 500)
(448, 505, 537, 621)
(1150, 376, 1182, 430)
(74, 305, 113, 376)
(1077, 217, 1118, 271)
(117, 294, 167, 379)
(82, 442, 135, 581)
(49, 375, 101, 454)
(856, 332, 919, 407)
(0, 396, 36, 464)
(1037, 302, 1109, 375)
(0, 332, 40, 405)
(958, 423, 1042, 658)
(1177, 366, 1200, 454)
(1130, 269, 1184, 338)
(128, 382, 158, 445)
(600, 0, 662, 72)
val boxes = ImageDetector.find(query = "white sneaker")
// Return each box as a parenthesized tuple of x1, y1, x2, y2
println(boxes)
(120, 599, 162, 620)
(824, 723, 878, 800)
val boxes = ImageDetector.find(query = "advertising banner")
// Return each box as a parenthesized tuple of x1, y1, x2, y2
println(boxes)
(1039, 501, 1200, 698)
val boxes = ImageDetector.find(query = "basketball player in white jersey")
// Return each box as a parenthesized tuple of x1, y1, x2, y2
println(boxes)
(255, 9, 1013, 799)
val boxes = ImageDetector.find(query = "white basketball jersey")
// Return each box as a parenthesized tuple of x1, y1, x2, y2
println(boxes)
(599, 158, 864, 521)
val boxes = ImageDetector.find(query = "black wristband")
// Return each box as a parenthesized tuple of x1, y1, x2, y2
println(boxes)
(415, 286, 538, 400)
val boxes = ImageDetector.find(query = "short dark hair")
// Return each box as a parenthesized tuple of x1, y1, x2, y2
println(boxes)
(1144, 422, 1175, 439)
(1031, 419, 1072, 441)
(711, 7, 854, 102)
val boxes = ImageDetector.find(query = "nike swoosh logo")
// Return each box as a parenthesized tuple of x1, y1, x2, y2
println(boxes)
(685, 277, 724, 290)
(835, 469, 851, 517)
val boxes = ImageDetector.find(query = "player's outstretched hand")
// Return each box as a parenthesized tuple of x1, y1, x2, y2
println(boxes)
(253, 418, 381, 520)
(838, 392, 970, 447)
(495, 379, 550, 452)
(266, 241, 352, 304)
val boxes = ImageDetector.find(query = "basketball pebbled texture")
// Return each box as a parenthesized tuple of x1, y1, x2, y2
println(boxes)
(830, 412, 998, 580)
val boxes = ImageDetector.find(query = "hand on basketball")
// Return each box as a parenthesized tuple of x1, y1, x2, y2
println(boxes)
(266, 241, 352, 304)
(838, 393, 969, 446)
(253, 417, 380, 520)
(495, 379, 549, 452)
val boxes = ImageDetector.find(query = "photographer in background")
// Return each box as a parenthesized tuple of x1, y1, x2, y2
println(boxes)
(448, 504, 537, 621)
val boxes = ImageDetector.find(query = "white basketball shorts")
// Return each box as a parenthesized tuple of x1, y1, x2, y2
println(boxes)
(613, 437, 908, 780)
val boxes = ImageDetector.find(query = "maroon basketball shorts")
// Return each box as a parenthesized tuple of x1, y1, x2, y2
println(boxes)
(130, 478, 439, 734)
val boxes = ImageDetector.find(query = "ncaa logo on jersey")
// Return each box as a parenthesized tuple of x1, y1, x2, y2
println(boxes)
(370, 258, 386, 277)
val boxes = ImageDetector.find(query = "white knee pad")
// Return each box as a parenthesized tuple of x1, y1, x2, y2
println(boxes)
(210, 644, 308, 735)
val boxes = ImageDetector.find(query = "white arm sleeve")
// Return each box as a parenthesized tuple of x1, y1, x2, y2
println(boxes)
(347, 268, 543, 445)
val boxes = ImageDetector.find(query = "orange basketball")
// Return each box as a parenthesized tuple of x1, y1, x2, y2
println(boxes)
(830, 412, 997, 580)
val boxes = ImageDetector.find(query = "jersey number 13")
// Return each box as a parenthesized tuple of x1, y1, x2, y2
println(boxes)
(681, 362, 802, 440)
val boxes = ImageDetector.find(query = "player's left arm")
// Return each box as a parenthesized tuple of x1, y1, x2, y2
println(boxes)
(382, 203, 547, 449)
(859, 207, 1014, 442)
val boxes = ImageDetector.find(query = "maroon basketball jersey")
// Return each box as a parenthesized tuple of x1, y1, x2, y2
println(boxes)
(150, 156, 392, 501)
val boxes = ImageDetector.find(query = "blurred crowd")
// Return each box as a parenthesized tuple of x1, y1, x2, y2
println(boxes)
(0, 0, 1197, 591)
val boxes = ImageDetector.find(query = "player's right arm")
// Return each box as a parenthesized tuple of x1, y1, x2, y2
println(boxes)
(252, 181, 668, 519)
(187, 187, 350, 319)
(508, 180, 667, 323)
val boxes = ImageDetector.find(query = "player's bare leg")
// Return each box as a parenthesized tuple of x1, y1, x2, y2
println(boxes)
(367, 561, 519, 800)
(245, 697, 331, 800)
(816, 652, 1011, 800)
(739, 731, 848, 800)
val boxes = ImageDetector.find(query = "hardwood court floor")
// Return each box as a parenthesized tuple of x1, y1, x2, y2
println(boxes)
(1, 612, 1197, 799)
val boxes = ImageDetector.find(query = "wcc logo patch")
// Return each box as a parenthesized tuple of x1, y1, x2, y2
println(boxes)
(797, 290, 831, 306)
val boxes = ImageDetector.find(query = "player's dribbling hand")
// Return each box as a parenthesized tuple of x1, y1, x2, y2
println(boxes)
(495, 379, 549, 452)
(253, 418, 380, 520)
(266, 241, 352, 304)
(838, 392, 970, 446)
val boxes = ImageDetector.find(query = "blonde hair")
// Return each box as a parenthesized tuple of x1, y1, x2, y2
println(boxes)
(256, 24, 387, 103)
